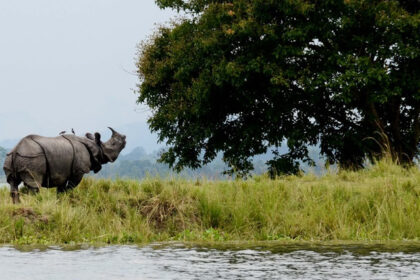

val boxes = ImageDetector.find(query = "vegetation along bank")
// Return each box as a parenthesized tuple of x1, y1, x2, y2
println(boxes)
(0, 161, 418, 245)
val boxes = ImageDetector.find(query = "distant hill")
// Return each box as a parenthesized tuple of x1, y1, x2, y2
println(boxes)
(0, 139, 17, 150)
(0, 147, 6, 159)
(96, 145, 327, 180)
(0, 146, 7, 181)
(119, 146, 157, 162)
(101, 122, 164, 155)
(97, 148, 232, 180)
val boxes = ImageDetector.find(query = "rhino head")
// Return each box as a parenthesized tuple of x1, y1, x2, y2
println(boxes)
(101, 127, 126, 163)
(85, 127, 126, 166)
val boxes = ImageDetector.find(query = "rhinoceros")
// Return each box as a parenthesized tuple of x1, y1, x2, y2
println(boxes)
(3, 127, 126, 203)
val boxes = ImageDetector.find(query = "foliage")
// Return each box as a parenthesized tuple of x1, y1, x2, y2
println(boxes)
(0, 160, 419, 245)
(137, 0, 420, 175)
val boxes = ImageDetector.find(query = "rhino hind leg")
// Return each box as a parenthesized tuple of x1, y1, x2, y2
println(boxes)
(6, 175, 22, 204)
(11, 185, 20, 204)
(19, 170, 43, 193)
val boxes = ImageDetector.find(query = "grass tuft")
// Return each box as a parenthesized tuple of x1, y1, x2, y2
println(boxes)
(0, 161, 419, 245)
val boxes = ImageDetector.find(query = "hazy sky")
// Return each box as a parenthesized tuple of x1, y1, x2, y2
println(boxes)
(0, 0, 175, 147)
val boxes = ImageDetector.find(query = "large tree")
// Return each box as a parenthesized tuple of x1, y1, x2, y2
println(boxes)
(137, 0, 420, 175)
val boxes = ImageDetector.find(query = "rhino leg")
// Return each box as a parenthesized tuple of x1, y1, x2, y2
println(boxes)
(68, 173, 84, 189)
(56, 185, 67, 194)
(57, 173, 84, 194)
(20, 170, 43, 193)
(7, 176, 21, 204)
(24, 183, 40, 194)
(11, 188, 20, 204)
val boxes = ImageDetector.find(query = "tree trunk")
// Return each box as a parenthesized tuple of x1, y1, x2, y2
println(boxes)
(367, 102, 395, 158)
(389, 97, 404, 162)
(410, 106, 420, 160)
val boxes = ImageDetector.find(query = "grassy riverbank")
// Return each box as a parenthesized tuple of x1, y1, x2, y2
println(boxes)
(0, 161, 419, 245)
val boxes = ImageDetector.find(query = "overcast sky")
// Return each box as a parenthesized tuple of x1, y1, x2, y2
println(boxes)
(0, 0, 175, 149)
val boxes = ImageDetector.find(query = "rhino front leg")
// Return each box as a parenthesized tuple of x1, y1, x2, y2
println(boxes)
(56, 185, 66, 195)
(57, 173, 84, 194)
(67, 173, 84, 190)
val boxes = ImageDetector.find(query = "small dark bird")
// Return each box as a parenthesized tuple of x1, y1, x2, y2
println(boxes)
(71, 128, 75, 135)
(59, 131, 66, 135)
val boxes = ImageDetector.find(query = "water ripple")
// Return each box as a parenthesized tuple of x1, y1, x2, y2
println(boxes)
(0, 244, 419, 280)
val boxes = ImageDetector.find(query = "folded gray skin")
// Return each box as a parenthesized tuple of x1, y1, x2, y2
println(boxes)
(3, 127, 126, 203)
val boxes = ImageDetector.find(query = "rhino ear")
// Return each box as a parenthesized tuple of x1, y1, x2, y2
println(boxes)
(94, 132, 101, 145)
(85, 133, 94, 140)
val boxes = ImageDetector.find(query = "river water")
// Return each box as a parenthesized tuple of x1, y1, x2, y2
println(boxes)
(0, 243, 419, 280)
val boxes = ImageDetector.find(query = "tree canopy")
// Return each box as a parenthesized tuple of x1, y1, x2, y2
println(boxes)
(137, 0, 420, 176)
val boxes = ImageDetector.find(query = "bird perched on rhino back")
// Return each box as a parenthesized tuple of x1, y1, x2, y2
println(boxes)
(2, 127, 126, 203)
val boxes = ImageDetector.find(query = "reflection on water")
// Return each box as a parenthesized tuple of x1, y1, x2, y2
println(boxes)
(0, 243, 419, 280)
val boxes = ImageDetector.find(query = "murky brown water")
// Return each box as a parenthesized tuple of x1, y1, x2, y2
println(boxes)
(0, 243, 419, 279)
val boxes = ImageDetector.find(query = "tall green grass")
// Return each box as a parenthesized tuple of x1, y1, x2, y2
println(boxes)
(0, 160, 419, 245)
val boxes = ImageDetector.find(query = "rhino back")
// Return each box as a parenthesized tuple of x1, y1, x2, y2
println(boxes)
(4, 135, 94, 187)
(34, 135, 94, 185)
(15, 136, 75, 186)
(19, 135, 92, 174)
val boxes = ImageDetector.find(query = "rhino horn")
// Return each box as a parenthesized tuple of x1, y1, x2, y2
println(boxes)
(108, 127, 117, 136)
